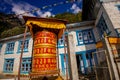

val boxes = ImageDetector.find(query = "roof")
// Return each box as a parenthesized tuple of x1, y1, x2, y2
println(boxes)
(23, 16, 67, 39)
(23, 16, 67, 24)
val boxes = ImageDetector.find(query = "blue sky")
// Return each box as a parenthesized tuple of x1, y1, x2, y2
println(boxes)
(0, 0, 82, 18)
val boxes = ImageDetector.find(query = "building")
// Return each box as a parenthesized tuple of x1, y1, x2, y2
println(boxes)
(0, 33, 33, 75)
(0, 0, 120, 80)
(82, 0, 117, 21)
(0, 20, 96, 78)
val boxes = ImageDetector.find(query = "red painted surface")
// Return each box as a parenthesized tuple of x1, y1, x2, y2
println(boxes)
(32, 30, 57, 74)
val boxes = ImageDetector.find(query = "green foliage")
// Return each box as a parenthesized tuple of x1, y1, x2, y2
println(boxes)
(52, 12, 82, 23)
(0, 27, 25, 38)
(0, 12, 25, 38)
(0, 12, 82, 39)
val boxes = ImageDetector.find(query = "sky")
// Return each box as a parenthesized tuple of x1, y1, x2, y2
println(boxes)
(0, 0, 82, 18)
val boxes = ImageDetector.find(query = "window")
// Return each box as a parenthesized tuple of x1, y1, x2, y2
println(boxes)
(60, 54, 68, 75)
(97, 15, 111, 38)
(115, 28, 120, 37)
(58, 36, 64, 48)
(78, 32, 83, 44)
(0, 44, 2, 53)
(5, 42, 15, 54)
(76, 29, 94, 45)
(4, 59, 14, 73)
(59, 36, 64, 45)
(18, 39, 29, 53)
(115, 5, 120, 11)
(21, 58, 31, 74)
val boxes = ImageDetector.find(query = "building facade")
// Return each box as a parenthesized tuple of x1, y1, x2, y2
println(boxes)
(0, 21, 97, 78)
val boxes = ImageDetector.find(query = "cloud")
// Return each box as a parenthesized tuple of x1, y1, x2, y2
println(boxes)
(71, 3, 82, 13)
(41, 11, 52, 17)
(11, 2, 35, 17)
(3, 0, 53, 18)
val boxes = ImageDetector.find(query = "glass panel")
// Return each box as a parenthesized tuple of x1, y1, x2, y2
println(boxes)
(21, 58, 31, 72)
(78, 32, 83, 41)
(6, 43, 14, 53)
(83, 32, 88, 40)
(4, 59, 14, 72)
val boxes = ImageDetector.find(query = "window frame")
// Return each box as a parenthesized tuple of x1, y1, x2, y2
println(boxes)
(21, 57, 31, 74)
(0, 44, 2, 53)
(76, 29, 95, 45)
(5, 42, 15, 54)
(3, 58, 14, 73)
(58, 36, 64, 46)
(115, 5, 120, 11)
(97, 15, 111, 38)
(17, 39, 29, 53)
(115, 28, 120, 37)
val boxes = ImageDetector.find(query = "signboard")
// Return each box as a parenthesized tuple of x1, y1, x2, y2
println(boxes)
(96, 41, 103, 48)
(108, 37, 120, 44)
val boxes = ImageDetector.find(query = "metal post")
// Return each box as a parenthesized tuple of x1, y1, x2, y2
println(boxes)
(104, 50, 113, 80)
(57, 36, 60, 75)
(64, 34, 68, 80)
(18, 26, 28, 80)
(104, 37, 120, 80)
(92, 52, 98, 80)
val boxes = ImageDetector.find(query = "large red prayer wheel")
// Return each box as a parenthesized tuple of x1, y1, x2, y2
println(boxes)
(32, 30, 58, 74)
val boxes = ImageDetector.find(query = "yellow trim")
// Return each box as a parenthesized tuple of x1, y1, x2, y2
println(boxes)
(34, 45, 56, 48)
(26, 20, 66, 29)
(96, 41, 103, 48)
(34, 43, 56, 48)
(35, 37, 57, 40)
(33, 54, 57, 58)
(108, 37, 120, 44)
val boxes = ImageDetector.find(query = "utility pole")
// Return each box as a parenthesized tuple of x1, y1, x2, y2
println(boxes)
(104, 37, 120, 80)
(18, 26, 28, 80)
(64, 34, 68, 80)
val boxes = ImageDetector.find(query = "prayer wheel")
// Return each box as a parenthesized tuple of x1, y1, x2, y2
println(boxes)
(32, 30, 57, 74)
(23, 16, 67, 76)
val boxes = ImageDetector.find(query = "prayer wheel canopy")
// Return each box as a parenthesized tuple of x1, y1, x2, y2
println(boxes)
(23, 16, 67, 39)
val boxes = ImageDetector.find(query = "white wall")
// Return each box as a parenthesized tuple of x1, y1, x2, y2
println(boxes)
(0, 36, 33, 75)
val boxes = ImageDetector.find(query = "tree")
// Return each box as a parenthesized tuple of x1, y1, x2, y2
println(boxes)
(51, 12, 82, 23)
(0, 27, 25, 38)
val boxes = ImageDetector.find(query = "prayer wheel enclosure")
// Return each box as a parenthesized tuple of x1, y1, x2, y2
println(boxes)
(23, 16, 67, 75)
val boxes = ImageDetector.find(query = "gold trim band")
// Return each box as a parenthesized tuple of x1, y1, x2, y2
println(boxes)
(34, 44, 56, 48)
(33, 54, 57, 57)
(35, 37, 57, 40)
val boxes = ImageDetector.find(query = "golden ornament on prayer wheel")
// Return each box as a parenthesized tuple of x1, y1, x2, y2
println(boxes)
(32, 30, 57, 74)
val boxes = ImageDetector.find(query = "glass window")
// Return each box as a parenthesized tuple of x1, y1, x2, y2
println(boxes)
(78, 32, 83, 41)
(58, 36, 64, 47)
(21, 58, 31, 74)
(97, 15, 110, 38)
(18, 40, 29, 53)
(116, 28, 120, 37)
(0, 44, 2, 53)
(4, 59, 14, 72)
(5, 42, 15, 54)
(77, 29, 94, 45)
(116, 5, 120, 11)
